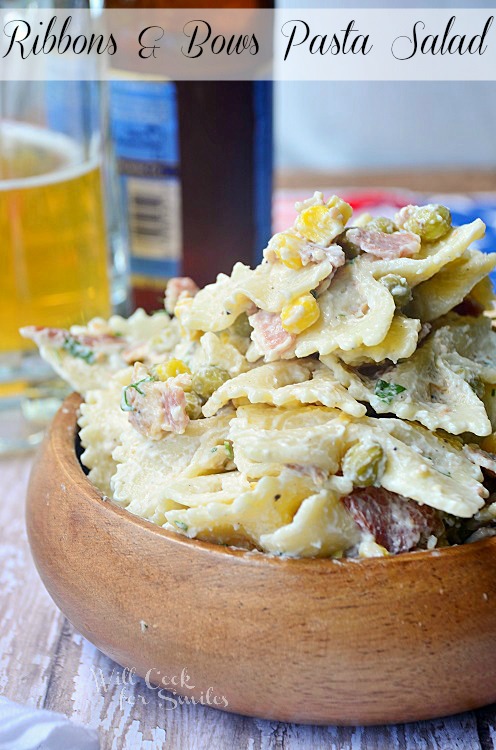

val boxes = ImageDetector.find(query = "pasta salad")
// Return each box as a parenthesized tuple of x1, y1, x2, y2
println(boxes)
(23, 194, 496, 558)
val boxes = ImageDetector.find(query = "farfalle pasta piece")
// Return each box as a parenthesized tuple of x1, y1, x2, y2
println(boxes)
(203, 361, 312, 417)
(335, 314, 421, 366)
(228, 404, 348, 479)
(177, 256, 335, 336)
(202, 361, 365, 418)
(78, 369, 132, 496)
(295, 261, 396, 357)
(164, 470, 359, 557)
(155, 473, 253, 529)
(175, 262, 254, 333)
(323, 315, 496, 436)
(164, 472, 316, 547)
(406, 249, 496, 322)
(20, 309, 174, 395)
(227, 257, 334, 314)
(346, 418, 487, 518)
(259, 476, 361, 558)
(111, 413, 235, 520)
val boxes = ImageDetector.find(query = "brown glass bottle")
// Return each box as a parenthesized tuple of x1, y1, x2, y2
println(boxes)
(105, 0, 273, 309)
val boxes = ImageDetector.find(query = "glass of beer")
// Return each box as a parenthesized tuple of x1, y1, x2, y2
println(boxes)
(0, 79, 124, 452)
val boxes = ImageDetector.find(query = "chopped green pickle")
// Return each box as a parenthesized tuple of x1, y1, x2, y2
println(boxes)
(342, 442, 385, 487)
(192, 366, 230, 400)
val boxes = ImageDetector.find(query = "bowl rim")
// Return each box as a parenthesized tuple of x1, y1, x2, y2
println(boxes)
(51, 392, 496, 570)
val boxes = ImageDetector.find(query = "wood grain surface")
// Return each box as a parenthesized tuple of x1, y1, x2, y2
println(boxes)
(0, 452, 495, 748)
(275, 168, 496, 194)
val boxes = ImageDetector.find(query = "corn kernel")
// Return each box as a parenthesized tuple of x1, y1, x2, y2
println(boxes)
(295, 197, 352, 246)
(155, 359, 191, 381)
(280, 294, 320, 334)
(481, 433, 496, 454)
(327, 195, 353, 224)
(267, 232, 304, 269)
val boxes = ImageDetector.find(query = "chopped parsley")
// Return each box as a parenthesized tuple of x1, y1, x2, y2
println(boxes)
(120, 376, 155, 412)
(224, 440, 234, 460)
(374, 379, 406, 404)
(62, 335, 95, 364)
(175, 521, 189, 532)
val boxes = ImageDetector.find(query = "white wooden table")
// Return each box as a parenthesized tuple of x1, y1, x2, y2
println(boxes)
(2, 453, 496, 750)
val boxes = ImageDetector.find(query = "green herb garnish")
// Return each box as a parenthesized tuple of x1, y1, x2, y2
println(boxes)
(175, 521, 188, 532)
(120, 376, 155, 412)
(374, 379, 406, 404)
(62, 335, 95, 364)
(224, 440, 234, 460)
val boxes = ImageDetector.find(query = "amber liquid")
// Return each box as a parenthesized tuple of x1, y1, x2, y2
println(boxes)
(0, 122, 111, 353)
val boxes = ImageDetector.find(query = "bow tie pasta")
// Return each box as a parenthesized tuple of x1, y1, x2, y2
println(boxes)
(25, 194, 496, 558)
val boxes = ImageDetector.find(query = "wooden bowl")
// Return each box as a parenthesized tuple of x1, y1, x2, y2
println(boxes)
(26, 394, 496, 725)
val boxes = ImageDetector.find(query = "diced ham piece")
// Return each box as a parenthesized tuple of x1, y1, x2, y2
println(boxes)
(249, 310, 296, 362)
(299, 243, 346, 270)
(346, 229, 421, 260)
(342, 487, 443, 554)
(126, 372, 190, 439)
(165, 277, 199, 314)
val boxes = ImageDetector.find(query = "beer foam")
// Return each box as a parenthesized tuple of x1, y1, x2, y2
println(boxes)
(0, 121, 100, 191)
